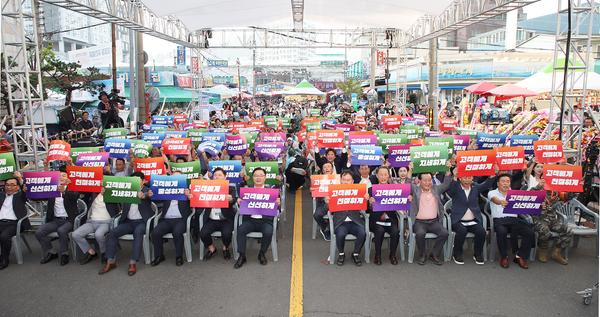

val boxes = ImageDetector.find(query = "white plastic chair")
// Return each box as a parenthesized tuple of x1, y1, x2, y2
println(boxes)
(558, 199, 599, 258)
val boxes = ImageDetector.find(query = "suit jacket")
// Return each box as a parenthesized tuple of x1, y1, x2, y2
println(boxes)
(201, 185, 238, 222)
(332, 210, 365, 230)
(0, 189, 31, 230)
(159, 199, 192, 220)
(45, 191, 80, 224)
(241, 185, 277, 223)
(120, 186, 154, 224)
(367, 186, 399, 228)
(409, 175, 452, 224)
(315, 151, 348, 174)
(445, 176, 496, 225)
(83, 192, 122, 223)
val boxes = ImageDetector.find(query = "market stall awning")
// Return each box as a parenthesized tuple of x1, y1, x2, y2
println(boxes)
(123, 86, 197, 102)
(464, 82, 497, 95)
(282, 80, 325, 96)
(486, 84, 538, 100)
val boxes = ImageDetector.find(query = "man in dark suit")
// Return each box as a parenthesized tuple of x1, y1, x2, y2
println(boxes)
(35, 169, 80, 265)
(0, 173, 31, 269)
(100, 172, 154, 275)
(315, 148, 348, 175)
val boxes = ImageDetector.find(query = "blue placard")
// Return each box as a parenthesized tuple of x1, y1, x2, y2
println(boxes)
(164, 131, 187, 139)
(104, 138, 131, 159)
(208, 160, 243, 184)
(197, 141, 223, 157)
(150, 174, 187, 201)
(509, 134, 539, 156)
(142, 132, 166, 148)
(476, 133, 507, 149)
(351, 145, 383, 166)
(201, 132, 226, 143)
(143, 124, 168, 132)
(151, 116, 174, 126)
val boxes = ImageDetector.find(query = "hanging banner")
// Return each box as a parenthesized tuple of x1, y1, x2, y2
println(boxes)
(104, 138, 131, 159)
(259, 132, 286, 143)
(348, 132, 377, 146)
(133, 157, 166, 181)
(400, 126, 424, 140)
(103, 128, 128, 139)
(66, 166, 103, 193)
(388, 144, 413, 168)
(131, 140, 153, 158)
(310, 174, 341, 198)
(76, 152, 109, 167)
(225, 135, 248, 155)
(197, 141, 223, 157)
(170, 160, 201, 181)
(476, 133, 507, 149)
(190, 179, 230, 208)
(533, 140, 564, 164)
(328, 184, 367, 212)
(0, 152, 17, 180)
(496, 146, 526, 171)
(103, 176, 141, 204)
(70, 146, 101, 162)
(509, 135, 538, 156)
(456, 149, 496, 177)
(47, 140, 71, 162)
(23, 171, 60, 199)
(371, 183, 411, 212)
(142, 132, 166, 148)
(208, 160, 243, 184)
(201, 132, 226, 143)
(245, 161, 280, 185)
(453, 135, 471, 152)
(239, 187, 280, 217)
(543, 164, 583, 192)
(410, 145, 449, 174)
(381, 115, 402, 130)
(350, 145, 383, 166)
(425, 137, 454, 155)
(316, 130, 345, 149)
(162, 138, 191, 155)
(504, 190, 545, 215)
(377, 133, 408, 154)
(149, 174, 187, 201)
(164, 131, 187, 139)
(254, 142, 285, 160)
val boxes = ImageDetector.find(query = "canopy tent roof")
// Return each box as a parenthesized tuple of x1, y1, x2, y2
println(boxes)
(142, 0, 450, 29)
(204, 85, 237, 98)
(123, 86, 197, 102)
(485, 84, 538, 100)
(515, 59, 600, 93)
(282, 80, 325, 96)
(464, 82, 497, 95)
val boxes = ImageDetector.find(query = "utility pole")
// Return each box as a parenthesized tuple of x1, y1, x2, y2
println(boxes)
(252, 49, 256, 97)
(236, 58, 241, 108)
(111, 23, 117, 89)
(385, 48, 390, 105)
(428, 38, 439, 130)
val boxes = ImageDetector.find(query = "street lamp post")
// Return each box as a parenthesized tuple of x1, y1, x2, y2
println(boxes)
(236, 58, 242, 108)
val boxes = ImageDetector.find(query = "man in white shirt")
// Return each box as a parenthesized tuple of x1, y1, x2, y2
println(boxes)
(0, 174, 30, 270)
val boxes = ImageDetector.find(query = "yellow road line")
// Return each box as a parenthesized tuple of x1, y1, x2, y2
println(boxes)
(289, 190, 303, 317)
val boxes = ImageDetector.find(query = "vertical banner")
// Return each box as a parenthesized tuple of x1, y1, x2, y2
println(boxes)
(455, 149, 497, 177)
(504, 190, 546, 215)
(23, 171, 61, 199)
(316, 130, 345, 149)
(103, 176, 141, 204)
(134, 157, 166, 181)
(476, 133, 507, 149)
(189, 179, 230, 208)
(66, 166, 103, 193)
(327, 184, 367, 212)
(509, 135, 538, 156)
(533, 140, 564, 164)
(495, 146, 526, 171)
(371, 183, 411, 211)
(150, 174, 188, 201)
(0, 152, 16, 180)
(543, 164, 583, 192)
(76, 152, 109, 167)
(162, 138, 191, 155)
(176, 46, 186, 65)
(350, 145, 383, 166)
(410, 145, 449, 174)
(104, 138, 132, 159)
(170, 160, 201, 181)
(388, 144, 413, 168)
(47, 140, 71, 161)
(208, 160, 243, 184)
(245, 161, 280, 185)
(310, 174, 341, 197)
(239, 187, 280, 217)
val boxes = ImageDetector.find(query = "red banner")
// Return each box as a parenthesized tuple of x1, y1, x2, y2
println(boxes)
(543, 164, 583, 192)
(534, 140, 564, 163)
(173, 114, 188, 124)
(456, 149, 496, 177)
(439, 119, 457, 131)
(327, 183, 367, 212)
(134, 157, 166, 180)
(496, 146, 526, 171)
(316, 129, 345, 149)
(310, 174, 341, 198)
(66, 166, 103, 193)
(47, 140, 71, 162)
(162, 138, 191, 155)
(189, 179, 230, 208)
(382, 115, 402, 130)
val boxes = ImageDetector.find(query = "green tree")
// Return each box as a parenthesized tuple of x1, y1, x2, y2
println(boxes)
(336, 78, 363, 99)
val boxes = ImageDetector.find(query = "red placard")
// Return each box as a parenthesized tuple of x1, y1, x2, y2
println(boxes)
(47, 140, 71, 162)
(496, 146, 526, 171)
(354, 116, 366, 128)
(296, 131, 306, 143)
(316, 129, 345, 149)
(310, 174, 341, 197)
(162, 138, 191, 155)
(534, 140, 564, 163)
(301, 118, 321, 131)
(456, 149, 496, 177)
(189, 179, 230, 208)
(134, 157, 166, 180)
(306, 132, 317, 149)
(439, 119, 457, 131)
(173, 114, 187, 124)
(66, 166, 103, 193)
(194, 120, 209, 128)
(543, 164, 583, 192)
(327, 183, 367, 212)
(382, 115, 402, 130)
(249, 119, 265, 129)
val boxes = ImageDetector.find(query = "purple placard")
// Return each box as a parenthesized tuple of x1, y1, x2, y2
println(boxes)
(388, 144, 413, 168)
(425, 130, 444, 137)
(334, 124, 354, 132)
(259, 132, 286, 143)
(23, 171, 61, 199)
(226, 135, 248, 155)
(504, 190, 546, 215)
(254, 142, 285, 160)
(348, 134, 377, 146)
(412, 114, 427, 125)
(453, 135, 471, 152)
(76, 152, 109, 167)
(239, 187, 279, 216)
(371, 183, 411, 211)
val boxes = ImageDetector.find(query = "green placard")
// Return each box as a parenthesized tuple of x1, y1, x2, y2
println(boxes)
(264, 116, 278, 128)
(242, 132, 259, 150)
(281, 117, 292, 129)
(329, 111, 342, 118)
(186, 129, 206, 146)
(103, 128, 129, 139)
(456, 128, 478, 137)
(131, 140, 153, 158)
(70, 146, 102, 162)
(0, 152, 16, 180)
(425, 137, 454, 155)
(103, 175, 141, 204)
(306, 121, 321, 132)
(309, 109, 320, 117)
(170, 160, 201, 182)
(245, 161, 280, 186)
(410, 145, 449, 174)
(377, 133, 408, 154)
(400, 126, 424, 140)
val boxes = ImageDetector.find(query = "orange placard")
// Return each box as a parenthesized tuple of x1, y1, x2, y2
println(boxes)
(456, 149, 496, 177)
(66, 166, 103, 193)
(310, 174, 341, 198)
(543, 164, 583, 192)
(316, 130, 345, 149)
(534, 140, 564, 163)
(133, 157, 166, 181)
(47, 140, 71, 162)
(189, 179, 230, 208)
(382, 115, 402, 130)
(162, 138, 191, 155)
(327, 183, 367, 212)
(496, 146, 526, 171)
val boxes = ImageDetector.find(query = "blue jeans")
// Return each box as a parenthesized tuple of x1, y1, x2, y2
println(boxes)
(335, 221, 366, 254)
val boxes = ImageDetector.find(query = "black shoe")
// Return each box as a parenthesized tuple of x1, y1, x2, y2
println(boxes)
(352, 253, 362, 266)
(79, 252, 98, 265)
(234, 255, 247, 269)
(417, 254, 426, 265)
(373, 255, 382, 265)
(336, 253, 345, 266)
(175, 256, 184, 266)
(473, 255, 484, 265)
(390, 255, 399, 265)
(150, 255, 165, 266)
(223, 249, 231, 260)
(101, 253, 107, 264)
(258, 252, 268, 265)
(204, 249, 217, 260)
(321, 228, 331, 241)
(40, 253, 58, 264)
(60, 254, 69, 266)
(429, 254, 443, 266)
(453, 254, 464, 265)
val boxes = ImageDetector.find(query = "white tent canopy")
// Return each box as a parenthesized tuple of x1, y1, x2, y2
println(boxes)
(282, 80, 325, 96)
(515, 70, 600, 93)
(204, 85, 237, 98)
